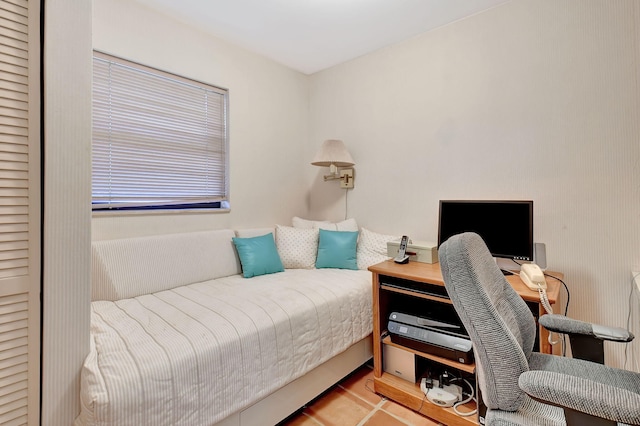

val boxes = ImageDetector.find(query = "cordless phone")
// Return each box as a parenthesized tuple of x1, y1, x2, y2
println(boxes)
(394, 236, 410, 264)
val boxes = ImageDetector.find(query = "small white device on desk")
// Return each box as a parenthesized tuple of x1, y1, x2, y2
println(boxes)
(388, 239, 438, 264)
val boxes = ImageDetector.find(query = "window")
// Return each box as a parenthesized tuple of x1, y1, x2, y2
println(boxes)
(92, 51, 229, 210)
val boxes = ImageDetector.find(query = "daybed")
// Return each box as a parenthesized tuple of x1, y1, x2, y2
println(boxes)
(76, 223, 399, 426)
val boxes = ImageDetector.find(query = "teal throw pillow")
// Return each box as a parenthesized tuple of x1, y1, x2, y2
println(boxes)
(232, 233, 284, 278)
(316, 229, 358, 270)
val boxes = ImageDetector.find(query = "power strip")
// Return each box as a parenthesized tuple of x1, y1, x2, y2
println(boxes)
(420, 378, 462, 407)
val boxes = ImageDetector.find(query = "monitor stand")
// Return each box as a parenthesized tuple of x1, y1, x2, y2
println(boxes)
(495, 257, 519, 275)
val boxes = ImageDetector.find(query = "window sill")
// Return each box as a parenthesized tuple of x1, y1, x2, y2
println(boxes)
(92, 207, 230, 218)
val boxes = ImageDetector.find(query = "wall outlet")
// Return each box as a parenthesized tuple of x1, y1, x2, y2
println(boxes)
(340, 169, 354, 189)
(633, 271, 640, 293)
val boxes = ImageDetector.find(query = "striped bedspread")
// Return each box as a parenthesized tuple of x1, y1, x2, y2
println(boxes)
(76, 268, 372, 426)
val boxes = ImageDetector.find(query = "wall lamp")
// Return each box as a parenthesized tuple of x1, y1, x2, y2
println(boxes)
(311, 139, 355, 189)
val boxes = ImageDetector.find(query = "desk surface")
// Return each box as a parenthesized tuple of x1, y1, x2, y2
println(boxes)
(368, 260, 562, 305)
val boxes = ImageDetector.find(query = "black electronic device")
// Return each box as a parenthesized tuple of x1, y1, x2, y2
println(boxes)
(394, 235, 410, 264)
(387, 312, 474, 364)
(437, 200, 534, 262)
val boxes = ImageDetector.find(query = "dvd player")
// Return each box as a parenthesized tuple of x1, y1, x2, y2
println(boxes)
(387, 312, 473, 364)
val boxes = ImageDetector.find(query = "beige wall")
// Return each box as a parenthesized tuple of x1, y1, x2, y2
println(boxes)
(42, 0, 93, 424)
(309, 0, 640, 369)
(43, 0, 311, 422)
(91, 0, 311, 240)
(50, 3, 638, 423)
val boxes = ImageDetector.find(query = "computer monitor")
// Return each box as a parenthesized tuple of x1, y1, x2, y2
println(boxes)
(438, 200, 534, 261)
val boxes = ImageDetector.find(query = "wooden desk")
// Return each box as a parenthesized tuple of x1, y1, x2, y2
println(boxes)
(368, 260, 563, 426)
(369, 260, 562, 353)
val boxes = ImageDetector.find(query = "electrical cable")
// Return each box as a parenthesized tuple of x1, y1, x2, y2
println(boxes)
(543, 272, 570, 316)
(420, 371, 478, 417)
(344, 188, 348, 220)
(415, 386, 430, 414)
(543, 272, 570, 355)
(452, 378, 477, 417)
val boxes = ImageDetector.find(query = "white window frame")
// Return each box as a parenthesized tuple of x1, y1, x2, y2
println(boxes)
(92, 51, 229, 211)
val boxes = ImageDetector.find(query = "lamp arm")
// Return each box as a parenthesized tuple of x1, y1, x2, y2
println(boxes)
(323, 173, 341, 181)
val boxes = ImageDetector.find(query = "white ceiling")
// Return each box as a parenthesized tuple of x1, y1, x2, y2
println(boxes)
(132, 0, 511, 75)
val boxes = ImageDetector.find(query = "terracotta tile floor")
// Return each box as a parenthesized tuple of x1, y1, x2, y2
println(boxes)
(278, 365, 443, 426)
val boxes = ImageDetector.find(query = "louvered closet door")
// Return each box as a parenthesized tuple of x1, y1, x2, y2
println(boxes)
(0, 0, 40, 425)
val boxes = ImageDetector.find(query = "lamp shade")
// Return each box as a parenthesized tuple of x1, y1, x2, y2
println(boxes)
(311, 139, 355, 167)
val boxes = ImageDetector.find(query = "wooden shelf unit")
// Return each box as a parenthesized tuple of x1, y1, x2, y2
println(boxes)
(369, 260, 562, 426)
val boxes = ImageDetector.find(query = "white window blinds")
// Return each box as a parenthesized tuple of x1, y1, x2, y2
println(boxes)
(92, 52, 229, 210)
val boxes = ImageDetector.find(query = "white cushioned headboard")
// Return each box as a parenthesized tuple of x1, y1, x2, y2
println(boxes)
(234, 227, 275, 238)
(92, 229, 241, 301)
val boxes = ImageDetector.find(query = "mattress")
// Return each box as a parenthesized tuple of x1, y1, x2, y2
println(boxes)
(76, 268, 372, 426)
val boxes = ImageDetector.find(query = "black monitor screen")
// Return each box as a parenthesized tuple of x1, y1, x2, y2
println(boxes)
(438, 200, 534, 261)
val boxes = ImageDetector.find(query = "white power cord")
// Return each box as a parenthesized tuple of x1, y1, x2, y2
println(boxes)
(452, 378, 477, 417)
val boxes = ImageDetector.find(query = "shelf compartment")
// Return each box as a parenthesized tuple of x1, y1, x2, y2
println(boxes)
(379, 274, 450, 299)
(374, 372, 477, 426)
(381, 284, 454, 305)
(382, 335, 475, 375)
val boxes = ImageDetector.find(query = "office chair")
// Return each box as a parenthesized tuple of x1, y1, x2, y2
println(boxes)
(538, 313, 633, 364)
(438, 232, 640, 426)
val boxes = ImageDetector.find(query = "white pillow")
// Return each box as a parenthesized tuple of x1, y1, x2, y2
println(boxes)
(357, 227, 401, 270)
(275, 225, 319, 269)
(292, 216, 330, 229)
(235, 228, 275, 238)
(315, 218, 359, 232)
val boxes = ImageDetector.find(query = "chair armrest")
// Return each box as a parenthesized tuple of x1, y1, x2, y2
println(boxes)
(539, 314, 634, 342)
(519, 370, 640, 425)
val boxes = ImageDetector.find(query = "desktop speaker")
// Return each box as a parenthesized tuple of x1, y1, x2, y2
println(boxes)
(534, 242, 547, 270)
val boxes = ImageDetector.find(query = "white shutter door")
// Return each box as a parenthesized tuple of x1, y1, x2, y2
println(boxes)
(0, 0, 40, 424)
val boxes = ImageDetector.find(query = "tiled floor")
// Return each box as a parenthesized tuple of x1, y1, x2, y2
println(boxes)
(278, 365, 443, 426)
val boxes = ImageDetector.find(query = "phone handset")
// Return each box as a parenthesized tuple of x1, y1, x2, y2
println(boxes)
(520, 263, 546, 291)
(520, 263, 551, 312)
(520, 263, 559, 345)
(393, 236, 410, 264)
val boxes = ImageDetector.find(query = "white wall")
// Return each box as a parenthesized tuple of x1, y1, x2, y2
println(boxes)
(42, 1, 311, 422)
(45, 1, 640, 422)
(92, 0, 311, 240)
(42, 1, 93, 424)
(309, 0, 640, 369)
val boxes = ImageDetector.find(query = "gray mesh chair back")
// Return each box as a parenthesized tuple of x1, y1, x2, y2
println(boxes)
(439, 232, 537, 412)
(439, 232, 640, 426)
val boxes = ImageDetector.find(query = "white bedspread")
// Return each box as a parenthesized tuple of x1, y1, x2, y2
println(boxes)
(76, 269, 372, 426)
